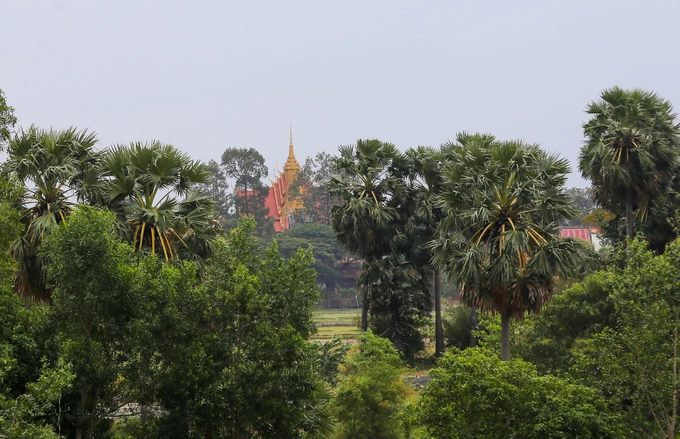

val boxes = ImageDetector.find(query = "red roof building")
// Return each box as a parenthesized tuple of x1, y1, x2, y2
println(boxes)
(560, 227, 602, 250)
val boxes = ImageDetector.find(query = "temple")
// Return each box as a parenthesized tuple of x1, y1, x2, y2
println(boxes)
(265, 126, 303, 232)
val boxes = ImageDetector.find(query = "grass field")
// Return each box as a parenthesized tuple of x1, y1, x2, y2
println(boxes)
(311, 308, 360, 341)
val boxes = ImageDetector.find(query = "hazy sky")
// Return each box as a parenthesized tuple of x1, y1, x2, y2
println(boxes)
(3, 1, 680, 187)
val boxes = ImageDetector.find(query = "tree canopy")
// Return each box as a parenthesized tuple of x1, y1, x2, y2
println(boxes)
(579, 86, 680, 251)
(432, 133, 582, 360)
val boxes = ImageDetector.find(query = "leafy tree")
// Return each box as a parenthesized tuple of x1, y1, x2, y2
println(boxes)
(515, 271, 616, 375)
(579, 86, 680, 250)
(574, 238, 680, 438)
(432, 133, 582, 360)
(561, 187, 598, 227)
(3, 125, 99, 301)
(416, 348, 622, 438)
(0, 358, 74, 439)
(0, 88, 17, 151)
(442, 303, 474, 350)
(198, 159, 232, 220)
(332, 331, 410, 439)
(0, 181, 73, 439)
(44, 206, 200, 439)
(220, 148, 273, 237)
(150, 218, 323, 438)
(98, 141, 219, 271)
(329, 139, 408, 331)
(290, 152, 339, 225)
(274, 222, 354, 304)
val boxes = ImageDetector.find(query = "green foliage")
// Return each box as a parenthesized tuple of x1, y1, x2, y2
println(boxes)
(433, 133, 581, 319)
(199, 158, 232, 220)
(516, 271, 616, 375)
(573, 238, 680, 437)
(149, 217, 323, 438)
(332, 331, 410, 439)
(0, 185, 72, 438)
(442, 303, 473, 349)
(0, 88, 17, 151)
(44, 206, 201, 438)
(561, 187, 598, 227)
(415, 348, 622, 438)
(274, 222, 353, 302)
(0, 358, 74, 439)
(0, 177, 22, 282)
(313, 336, 349, 386)
(329, 139, 409, 332)
(330, 140, 433, 358)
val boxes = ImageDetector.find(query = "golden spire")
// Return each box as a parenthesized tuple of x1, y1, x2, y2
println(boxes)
(284, 123, 300, 173)
(289, 122, 293, 158)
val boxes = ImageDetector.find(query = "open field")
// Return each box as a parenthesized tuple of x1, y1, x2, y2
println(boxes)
(311, 308, 360, 341)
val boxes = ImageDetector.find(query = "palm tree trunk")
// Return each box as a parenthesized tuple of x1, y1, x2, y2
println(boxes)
(360, 288, 368, 331)
(434, 269, 444, 356)
(501, 313, 510, 361)
(626, 186, 634, 239)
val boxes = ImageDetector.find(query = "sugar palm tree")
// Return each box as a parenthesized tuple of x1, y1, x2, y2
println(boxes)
(329, 139, 407, 331)
(98, 141, 218, 271)
(3, 125, 99, 301)
(579, 87, 680, 244)
(432, 134, 582, 360)
(405, 146, 446, 355)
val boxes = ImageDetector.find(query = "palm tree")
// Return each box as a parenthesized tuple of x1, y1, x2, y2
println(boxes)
(329, 139, 407, 331)
(579, 87, 680, 245)
(432, 134, 582, 360)
(406, 146, 446, 356)
(3, 126, 99, 301)
(98, 141, 219, 271)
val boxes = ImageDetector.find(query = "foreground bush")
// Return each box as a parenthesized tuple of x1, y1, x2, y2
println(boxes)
(416, 348, 622, 439)
(332, 331, 410, 439)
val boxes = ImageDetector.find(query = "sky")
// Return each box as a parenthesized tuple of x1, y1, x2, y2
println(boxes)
(3, 0, 680, 187)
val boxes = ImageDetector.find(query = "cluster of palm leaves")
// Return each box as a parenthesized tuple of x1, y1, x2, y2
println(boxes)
(330, 135, 581, 360)
(4, 126, 99, 301)
(329, 140, 435, 355)
(579, 86, 680, 252)
(98, 141, 218, 268)
(431, 134, 582, 360)
(3, 128, 218, 301)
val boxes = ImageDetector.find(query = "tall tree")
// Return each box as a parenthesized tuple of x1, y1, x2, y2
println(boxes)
(3, 126, 99, 301)
(44, 206, 208, 438)
(329, 139, 408, 331)
(221, 147, 268, 216)
(0, 88, 17, 151)
(406, 146, 446, 356)
(579, 86, 680, 250)
(98, 141, 219, 271)
(152, 218, 323, 438)
(198, 158, 232, 220)
(432, 133, 582, 360)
